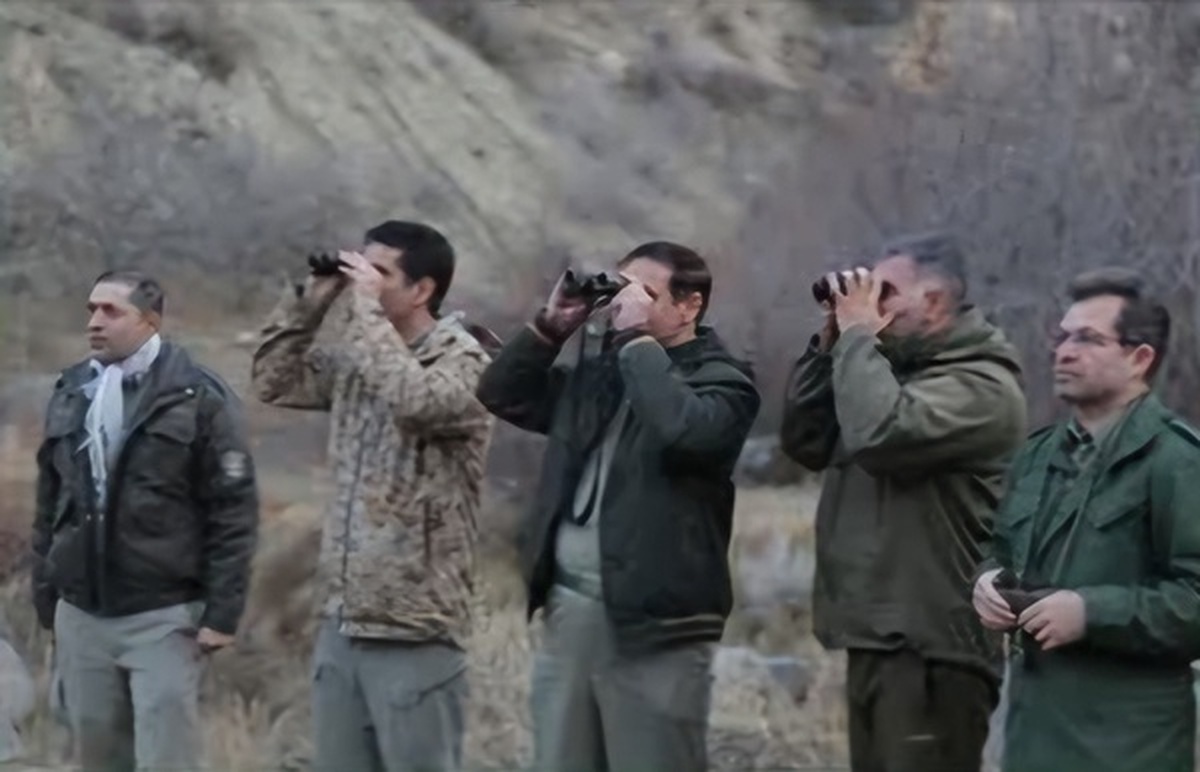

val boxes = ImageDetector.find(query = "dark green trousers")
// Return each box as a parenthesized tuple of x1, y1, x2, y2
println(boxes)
(847, 648, 998, 772)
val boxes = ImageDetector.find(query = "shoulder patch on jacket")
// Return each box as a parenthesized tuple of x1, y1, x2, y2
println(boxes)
(1166, 419, 1200, 448)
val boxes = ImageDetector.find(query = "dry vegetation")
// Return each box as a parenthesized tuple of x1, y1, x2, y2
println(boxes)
(0, 403, 846, 769)
(4, 1, 1200, 769)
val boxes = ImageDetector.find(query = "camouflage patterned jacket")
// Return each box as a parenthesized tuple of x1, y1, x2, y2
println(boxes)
(250, 281, 494, 646)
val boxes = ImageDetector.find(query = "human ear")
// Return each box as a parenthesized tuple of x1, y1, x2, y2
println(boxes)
(1130, 343, 1157, 379)
(413, 277, 437, 308)
(680, 291, 703, 324)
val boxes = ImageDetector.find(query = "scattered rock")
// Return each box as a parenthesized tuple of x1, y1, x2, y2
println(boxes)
(732, 526, 815, 615)
(0, 632, 36, 763)
(713, 645, 813, 708)
(735, 435, 811, 487)
(763, 654, 814, 704)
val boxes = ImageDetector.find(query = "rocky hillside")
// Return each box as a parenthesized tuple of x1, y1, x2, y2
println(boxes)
(2, 0, 832, 303)
(2, 3, 1199, 768)
(4, 1, 1200, 427)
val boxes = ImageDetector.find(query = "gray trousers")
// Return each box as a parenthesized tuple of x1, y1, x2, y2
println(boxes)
(981, 664, 1010, 771)
(531, 584, 715, 772)
(53, 600, 206, 772)
(311, 619, 468, 772)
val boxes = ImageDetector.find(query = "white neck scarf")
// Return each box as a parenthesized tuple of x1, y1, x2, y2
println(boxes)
(83, 334, 162, 509)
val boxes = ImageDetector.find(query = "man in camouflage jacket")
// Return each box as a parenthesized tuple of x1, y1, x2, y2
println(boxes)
(252, 220, 494, 772)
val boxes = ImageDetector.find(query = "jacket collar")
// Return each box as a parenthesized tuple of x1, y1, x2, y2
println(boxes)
(412, 312, 475, 364)
(1049, 392, 1165, 474)
(59, 341, 197, 400)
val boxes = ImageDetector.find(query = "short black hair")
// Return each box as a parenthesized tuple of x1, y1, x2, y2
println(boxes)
(363, 220, 455, 314)
(618, 241, 713, 323)
(1067, 266, 1171, 380)
(882, 230, 968, 303)
(93, 269, 165, 315)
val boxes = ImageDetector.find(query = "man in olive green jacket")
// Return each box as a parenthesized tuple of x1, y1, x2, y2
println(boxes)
(781, 232, 1027, 772)
(974, 267, 1200, 772)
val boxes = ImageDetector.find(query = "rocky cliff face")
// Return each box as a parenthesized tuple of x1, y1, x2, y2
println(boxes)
(0, 0, 951, 304)
(3, 0, 1198, 419)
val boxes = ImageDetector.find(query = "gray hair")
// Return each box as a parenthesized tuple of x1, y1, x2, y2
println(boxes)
(881, 230, 968, 303)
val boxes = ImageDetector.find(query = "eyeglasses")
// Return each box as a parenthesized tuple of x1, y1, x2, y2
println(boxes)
(1048, 329, 1136, 350)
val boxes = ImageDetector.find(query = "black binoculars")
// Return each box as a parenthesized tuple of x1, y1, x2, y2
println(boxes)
(993, 569, 1054, 616)
(812, 272, 850, 304)
(308, 251, 347, 277)
(560, 269, 629, 307)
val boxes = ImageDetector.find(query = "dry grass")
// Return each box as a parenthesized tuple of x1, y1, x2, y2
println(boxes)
(1, 455, 846, 770)
(0, 328, 849, 769)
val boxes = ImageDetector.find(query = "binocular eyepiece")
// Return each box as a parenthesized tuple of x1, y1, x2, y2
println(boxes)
(560, 269, 630, 306)
(811, 273, 849, 304)
(308, 251, 347, 277)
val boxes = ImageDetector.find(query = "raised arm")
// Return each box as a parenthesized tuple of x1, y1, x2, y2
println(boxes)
(779, 336, 840, 471)
(250, 277, 342, 410)
(476, 324, 567, 436)
(830, 327, 1026, 476)
(342, 292, 492, 439)
(616, 336, 760, 458)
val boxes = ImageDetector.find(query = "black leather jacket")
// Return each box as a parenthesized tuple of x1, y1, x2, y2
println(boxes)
(31, 342, 259, 634)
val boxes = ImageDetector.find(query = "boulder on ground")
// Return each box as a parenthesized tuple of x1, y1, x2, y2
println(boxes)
(0, 626, 36, 763)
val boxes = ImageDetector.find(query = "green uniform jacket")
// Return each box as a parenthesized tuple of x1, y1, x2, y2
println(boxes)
(780, 308, 1027, 680)
(981, 394, 1200, 772)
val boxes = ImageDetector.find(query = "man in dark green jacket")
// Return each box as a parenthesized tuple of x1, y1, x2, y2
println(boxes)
(477, 242, 760, 772)
(974, 267, 1200, 772)
(780, 232, 1027, 772)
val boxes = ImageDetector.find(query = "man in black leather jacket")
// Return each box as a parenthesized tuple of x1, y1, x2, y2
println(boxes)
(31, 269, 259, 772)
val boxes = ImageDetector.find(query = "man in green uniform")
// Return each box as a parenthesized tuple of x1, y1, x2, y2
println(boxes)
(974, 267, 1200, 772)
(781, 232, 1028, 772)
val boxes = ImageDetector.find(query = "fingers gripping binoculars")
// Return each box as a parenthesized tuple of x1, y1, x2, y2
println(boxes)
(812, 272, 850, 304)
(308, 251, 347, 277)
(993, 569, 1054, 617)
(560, 269, 630, 307)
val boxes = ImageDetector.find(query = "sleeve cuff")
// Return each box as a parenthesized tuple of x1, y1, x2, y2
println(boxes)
(288, 277, 346, 323)
(829, 325, 878, 357)
(199, 607, 240, 636)
(1075, 585, 1128, 636)
(971, 559, 1000, 588)
(521, 322, 566, 353)
(803, 334, 833, 361)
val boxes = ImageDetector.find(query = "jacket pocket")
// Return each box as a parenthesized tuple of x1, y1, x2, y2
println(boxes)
(44, 524, 88, 597)
(994, 483, 1038, 571)
(145, 412, 197, 444)
(1085, 494, 1147, 530)
(128, 405, 201, 533)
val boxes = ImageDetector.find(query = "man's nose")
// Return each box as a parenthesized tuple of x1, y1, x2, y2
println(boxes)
(87, 311, 104, 330)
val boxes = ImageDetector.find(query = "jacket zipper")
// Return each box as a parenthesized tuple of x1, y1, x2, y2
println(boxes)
(337, 399, 387, 627)
(338, 422, 368, 628)
(95, 388, 194, 614)
(416, 438, 430, 564)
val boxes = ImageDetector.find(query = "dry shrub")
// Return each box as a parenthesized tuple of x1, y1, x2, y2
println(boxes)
(2, 479, 843, 771)
(716, 2, 1200, 429)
